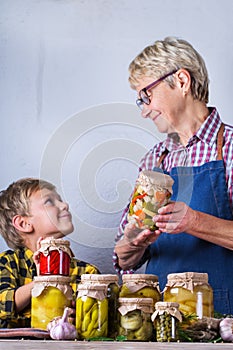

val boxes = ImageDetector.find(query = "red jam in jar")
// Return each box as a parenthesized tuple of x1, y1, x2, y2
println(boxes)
(38, 238, 72, 276)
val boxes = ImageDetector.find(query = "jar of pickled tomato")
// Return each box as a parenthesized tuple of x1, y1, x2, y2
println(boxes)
(31, 275, 73, 330)
(118, 297, 154, 341)
(81, 274, 119, 338)
(38, 237, 72, 276)
(163, 272, 214, 318)
(119, 274, 161, 305)
(152, 302, 182, 342)
(76, 283, 108, 340)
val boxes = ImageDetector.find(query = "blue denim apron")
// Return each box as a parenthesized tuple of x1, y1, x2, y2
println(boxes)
(146, 124, 233, 314)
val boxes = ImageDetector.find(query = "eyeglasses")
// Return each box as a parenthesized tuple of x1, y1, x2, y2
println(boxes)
(136, 69, 178, 110)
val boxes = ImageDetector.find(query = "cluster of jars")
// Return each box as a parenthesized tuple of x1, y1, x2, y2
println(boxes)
(30, 238, 214, 341)
(31, 237, 73, 330)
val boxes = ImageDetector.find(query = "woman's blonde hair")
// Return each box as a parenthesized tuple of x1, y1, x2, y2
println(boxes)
(0, 178, 55, 249)
(129, 36, 209, 103)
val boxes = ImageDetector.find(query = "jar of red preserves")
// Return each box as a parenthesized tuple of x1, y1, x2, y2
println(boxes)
(38, 237, 72, 276)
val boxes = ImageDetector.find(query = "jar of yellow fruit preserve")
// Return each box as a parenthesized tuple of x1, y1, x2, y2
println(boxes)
(119, 274, 161, 305)
(118, 297, 154, 341)
(163, 272, 214, 318)
(76, 283, 108, 340)
(31, 275, 73, 330)
(81, 274, 119, 338)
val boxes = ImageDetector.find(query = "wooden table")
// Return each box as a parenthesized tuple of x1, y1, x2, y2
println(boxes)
(1, 340, 233, 350)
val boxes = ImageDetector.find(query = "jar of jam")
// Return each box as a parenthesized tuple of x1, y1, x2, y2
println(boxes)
(76, 283, 108, 340)
(152, 302, 182, 342)
(81, 274, 119, 338)
(31, 275, 73, 330)
(118, 297, 154, 341)
(163, 272, 214, 318)
(38, 237, 72, 276)
(119, 274, 161, 305)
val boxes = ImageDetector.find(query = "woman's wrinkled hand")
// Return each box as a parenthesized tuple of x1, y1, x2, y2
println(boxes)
(124, 223, 161, 247)
(152, 201, 198, 234)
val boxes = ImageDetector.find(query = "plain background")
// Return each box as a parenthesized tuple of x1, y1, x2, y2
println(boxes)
(1, 0, 233, 273)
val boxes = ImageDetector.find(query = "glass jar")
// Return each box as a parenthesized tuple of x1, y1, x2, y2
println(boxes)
(31, 275, 73, 330)
(119, 274, 161, 305)
(76, 283, 108, 339)
(152, 302, 182, 342)
(38, 237, 72, 276)
(118, 297, 154, 341)
(81, 274, 119, 338)
(163, 272, 214, 318)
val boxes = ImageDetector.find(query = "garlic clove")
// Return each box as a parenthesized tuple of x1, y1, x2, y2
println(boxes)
(47, 307, 78, 340)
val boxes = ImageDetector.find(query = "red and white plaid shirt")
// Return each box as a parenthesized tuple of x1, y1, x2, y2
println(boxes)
(113, 107, 233, 274)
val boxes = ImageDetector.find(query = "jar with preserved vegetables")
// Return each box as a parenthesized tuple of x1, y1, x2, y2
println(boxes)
(118, 297, 154, 341)
(31, 275, 73, 330)
(152, 302, 182, 342)
(163, 272, 214, 318)
(81, 274, 119, 338)
(119, 274, 161, 305)
(76, 283, 108, 339)
(38, 237, 72, 276)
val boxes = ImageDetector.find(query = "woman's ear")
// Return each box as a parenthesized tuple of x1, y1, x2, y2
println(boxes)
(12, 215, 34, 233)
(176, 69, 191, 96)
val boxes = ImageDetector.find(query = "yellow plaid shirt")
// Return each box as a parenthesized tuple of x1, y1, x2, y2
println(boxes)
(0, 247, 100, 328)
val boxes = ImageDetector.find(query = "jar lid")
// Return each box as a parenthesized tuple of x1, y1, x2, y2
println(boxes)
(155, 301, 179, 310)
(33, 275, 71, 284)
(118, 297, 154, 306)
(118, 297, 154, 315)
(152, 301, 182, 322)
(81, 274, 119, 284)
(122, 274, 158, 282)
(167, 272, 208, 283)
(38, 237, 72, 257)
(77, 283, 108, 291)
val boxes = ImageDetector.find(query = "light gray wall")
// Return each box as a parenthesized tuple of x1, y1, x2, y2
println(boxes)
(1, 0, 232, 273)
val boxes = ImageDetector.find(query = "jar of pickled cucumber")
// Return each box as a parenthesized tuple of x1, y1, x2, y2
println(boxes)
(118, 297, 154, 341)
(152, 302, 182, 342)
(38, 237, 72, 275)
(76, 283, 108, 339)
(163, 272, 214, 318)
(81, 274, 119, 338)
(31, 275, 73, 330)
(119, 274, 161, 305)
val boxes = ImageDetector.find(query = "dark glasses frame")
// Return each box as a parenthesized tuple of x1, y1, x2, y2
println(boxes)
(136, 69, 179, 110)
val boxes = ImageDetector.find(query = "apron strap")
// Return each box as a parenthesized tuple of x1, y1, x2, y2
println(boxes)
(157, 123, 225, 165)
(216, 123, 224, 161)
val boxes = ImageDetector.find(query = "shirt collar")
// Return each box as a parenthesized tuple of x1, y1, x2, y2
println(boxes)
(163, 107, 222, 152)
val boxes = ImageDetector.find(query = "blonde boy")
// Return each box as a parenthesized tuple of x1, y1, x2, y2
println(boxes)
(0, 178, 99, 328)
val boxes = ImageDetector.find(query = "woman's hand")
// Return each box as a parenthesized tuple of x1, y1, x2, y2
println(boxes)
(152, 201, 198, 234)
(124, 223, 160, 247)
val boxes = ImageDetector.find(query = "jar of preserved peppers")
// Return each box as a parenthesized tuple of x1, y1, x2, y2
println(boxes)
(163, 272, 214, 318)
(118, 297, 154, 341)
(81, 274, 119, 338)
(152, 302, 182, 342)
(119, 274, 161, 305)
(31, 275, 73, 330)
(76, 283, 108, 339)
(38, 237, 72, 276)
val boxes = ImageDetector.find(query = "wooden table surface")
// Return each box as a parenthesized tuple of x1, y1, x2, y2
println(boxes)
(0, 340, 233, 350)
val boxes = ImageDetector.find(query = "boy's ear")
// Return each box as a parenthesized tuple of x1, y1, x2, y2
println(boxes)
(12, 215, 34, 233)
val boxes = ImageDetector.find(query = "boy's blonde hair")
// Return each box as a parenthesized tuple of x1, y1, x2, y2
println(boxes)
(129, 36, 209, 103)
(0, 178, 56, 249)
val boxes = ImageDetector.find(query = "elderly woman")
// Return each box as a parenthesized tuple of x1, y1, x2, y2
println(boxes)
(113, 36, 233, 315)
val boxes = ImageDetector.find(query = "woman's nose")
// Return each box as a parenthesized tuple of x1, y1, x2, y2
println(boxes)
(141, 105, 151, 119)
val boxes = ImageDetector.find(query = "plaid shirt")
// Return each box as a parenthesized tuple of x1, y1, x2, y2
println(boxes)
(0, 247, 99, 328)
(113, 107, 233, 274)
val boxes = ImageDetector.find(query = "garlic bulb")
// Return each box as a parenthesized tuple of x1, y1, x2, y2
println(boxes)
(47, 307, 77, 340)
(219, 318, 233, 342)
